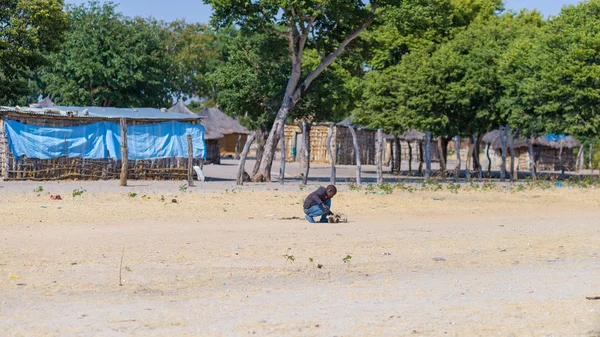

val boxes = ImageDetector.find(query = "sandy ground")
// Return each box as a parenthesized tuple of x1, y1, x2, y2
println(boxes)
(1, 174, 600, 336)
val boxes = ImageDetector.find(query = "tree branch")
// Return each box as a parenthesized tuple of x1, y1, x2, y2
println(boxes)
(292, 16, 375, 104)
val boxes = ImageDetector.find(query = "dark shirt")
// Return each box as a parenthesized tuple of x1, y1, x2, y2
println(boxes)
(303, 186, 328, 209)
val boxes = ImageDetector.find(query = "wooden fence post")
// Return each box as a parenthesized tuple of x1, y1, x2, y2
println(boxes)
(326, 123, 336, 185)
(279, 126, 285, 185)
(349, 125, 361, 185)
(235, 135, 242, 160)
(393, 136, 401, 175)
(1, 120, 8, 180)
(454, 135, 461, 182)
(509, 127, 515, 181)
(527, 137, 535, 181)
(425, 131, 432, 181)
(377, 128, 383, 183)
(187, 134, 194, 187)
(119, 118, 128, 186)
(236, 134, 256, 185)
(501, 125, 508, 182)
(302, 120, 310, 185)
(589, 143, 593, 173)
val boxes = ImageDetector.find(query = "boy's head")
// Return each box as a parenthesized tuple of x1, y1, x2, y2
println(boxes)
(326, 185, 337, 198)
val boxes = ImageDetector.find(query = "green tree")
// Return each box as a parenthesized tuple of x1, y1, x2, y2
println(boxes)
(205, 0, 391, 182)
(501, 0, 600, 140)
(41, 1, 173, 107)
(0, 0, 68, 105)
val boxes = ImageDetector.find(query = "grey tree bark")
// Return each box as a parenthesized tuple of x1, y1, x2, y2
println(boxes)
(326, 123, 336, 185)
(349, 126, 361, 185)
(237, 134, 256, 185)
(425, 131, 432, 180)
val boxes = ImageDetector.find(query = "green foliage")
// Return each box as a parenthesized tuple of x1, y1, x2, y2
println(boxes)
(33, 186, 44, 193)
(72, 188, 86, 198)
(128, 192, 137, 198)
(378, 182, 394, 194)
(349, 182, 362, 191)
(0, 0, 68, 104)
(481, 181, 498, 191)
(447, 182, 461, 194)
(179, 184, 188, 193)
(422, 179, 443, 191)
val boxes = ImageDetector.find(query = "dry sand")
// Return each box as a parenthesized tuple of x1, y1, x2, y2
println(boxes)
(1, 180, 600, 336)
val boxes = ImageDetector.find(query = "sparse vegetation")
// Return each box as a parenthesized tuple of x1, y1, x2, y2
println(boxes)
(128, 192, 137, 198)
(33, 186, 44, 193)
(72, 188, 86, 198)
(179, 184, 188, 193)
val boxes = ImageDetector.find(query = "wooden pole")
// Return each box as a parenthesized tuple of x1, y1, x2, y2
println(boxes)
(394, 136, 401, 175)
(326, 123, 336, 185)
(558, 140, 564, 176)
(437, 138, 446, 177)
(302, 120, 310, 185)
(425, 131, 432, 180)
(187, 134, 194, 187)
(1, 120, 8, 180)
(509, 127, 515, 181)
(589, 143, 593, 173)
(527, 137, 535, 181)
(454, 136, 461, 182)
(236, 134, 256, 185)
(377, 128, 383, 184)
(279, 126, 285, 185)
(408, 142, 413, 175)
(349, 125, 361, 185)
(501, 125, 508, 182)
(119, 118, 128, 186)
(234, 135, 242, 160)
(466, 137, 474, 179)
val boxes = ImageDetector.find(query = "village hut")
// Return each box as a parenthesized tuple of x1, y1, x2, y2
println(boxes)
(198, 107, 251, 164)
(37, 96, 55, 108)
(0, 106, 206, 181)
(482, 130, 580, 172)
(284, 117, 377, 165)
(384, 129, 441, 166)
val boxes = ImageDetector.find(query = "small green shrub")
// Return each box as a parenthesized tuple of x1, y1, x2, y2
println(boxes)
(72, 188, 86, 198)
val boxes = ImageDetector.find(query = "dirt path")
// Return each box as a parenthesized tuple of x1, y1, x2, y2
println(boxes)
(1, 184, 600, 336)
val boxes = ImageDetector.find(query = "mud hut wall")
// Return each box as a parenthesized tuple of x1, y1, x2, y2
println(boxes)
(0, 113, 205, 180)
(220, 133, 247, 158)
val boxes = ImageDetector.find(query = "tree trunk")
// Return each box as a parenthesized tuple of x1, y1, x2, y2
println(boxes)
(253, 95, 295, 182)
(394, 136, 401, 175)
(437, 137, 446, 177)
(473, 133, 484, 179)
(509, 130, 516, 181)
(589, 143, 593, 173)
(501, 125, 508, 181)
(576, 145, 585, 173)
(454, 136, 461, 182)
(466, 137, 474, 179)
(237, 134, 256, 185)
(559, 140, 564, 176)
(326, 123, 336, 185)
(486, 144, 492, 176)
(425, 131, 432, 180)
(349, 126, 361, 185)
(252, 124, 269, 176)
(377, 129, 384, 183)
(234, 135, 242, 160)
(119, 118, 128, 187)
(302, 120, 310, 185)
(527, 138, 536, 181)
(279, 127, 285, 185)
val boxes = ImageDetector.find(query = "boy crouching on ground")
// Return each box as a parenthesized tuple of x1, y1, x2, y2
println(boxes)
(303, 185, 337, 223)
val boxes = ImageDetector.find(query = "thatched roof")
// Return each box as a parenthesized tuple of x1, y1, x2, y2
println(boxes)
(167, 100, 195, 115)
(38, 96, 54, 108)
(483, 130, 580, 150)
(199, 107, 251, 140)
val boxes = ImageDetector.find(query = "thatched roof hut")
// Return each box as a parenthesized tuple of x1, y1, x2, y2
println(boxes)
(167, 100, 195, 115)
(198, 107, 251, 163)
(482, 130, 581, 172)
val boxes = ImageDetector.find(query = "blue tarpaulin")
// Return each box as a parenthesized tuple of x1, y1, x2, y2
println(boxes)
(5, 120, 206, 160)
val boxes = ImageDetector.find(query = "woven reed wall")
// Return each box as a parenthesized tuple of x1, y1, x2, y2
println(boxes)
(491, 147, 576, 172)
(1, 113, 206, 180)
(284, 125, 301, 162)
(220, 133, 247, 157)
(334, 127, 376, 165)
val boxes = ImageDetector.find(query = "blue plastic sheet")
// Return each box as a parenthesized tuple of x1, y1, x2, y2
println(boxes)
(5, 120, 206, 160)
